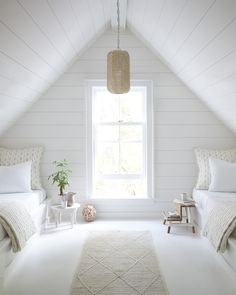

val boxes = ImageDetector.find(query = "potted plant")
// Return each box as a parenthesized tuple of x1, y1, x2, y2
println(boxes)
(48, 159, 72, 196)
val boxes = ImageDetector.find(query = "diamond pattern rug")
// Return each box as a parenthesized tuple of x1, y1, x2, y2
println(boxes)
(70, 231, 168, 295)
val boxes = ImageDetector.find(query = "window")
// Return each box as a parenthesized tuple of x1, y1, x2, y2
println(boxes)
(87, 81, 153, 199)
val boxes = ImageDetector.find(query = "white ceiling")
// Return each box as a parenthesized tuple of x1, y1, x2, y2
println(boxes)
(0, 0, 111, 134)
(127, 0, 236, 132)
(1, 0, 236, 135)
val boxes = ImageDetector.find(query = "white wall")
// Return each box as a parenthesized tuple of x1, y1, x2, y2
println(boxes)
(1, 30, 236, 217)
(128, 0, 236, 134)
(0, 0, 110, 135)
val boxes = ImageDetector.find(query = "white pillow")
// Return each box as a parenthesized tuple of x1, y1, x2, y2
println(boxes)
(0, 146, 43, 189)
(209, 158, 236, 192)
(194, 148, 236, 189)
(0, 162, 32, 193)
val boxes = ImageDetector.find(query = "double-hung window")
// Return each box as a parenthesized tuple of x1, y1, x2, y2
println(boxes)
(87, 81, 153, 199)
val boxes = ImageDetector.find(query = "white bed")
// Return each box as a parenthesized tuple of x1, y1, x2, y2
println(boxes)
(0, 189, 47, 290)
(193, 189, 236, 271)
(0, 189, 46, 241)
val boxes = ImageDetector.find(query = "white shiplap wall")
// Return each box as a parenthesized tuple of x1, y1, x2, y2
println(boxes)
(1, 30, 236, 216)
(0, 0, 111, 135)
(127, 0, 236, 134)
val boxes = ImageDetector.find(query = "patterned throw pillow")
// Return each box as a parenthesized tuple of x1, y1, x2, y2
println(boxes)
(0, 146, 43, 190)
(194, 148, 236, 190)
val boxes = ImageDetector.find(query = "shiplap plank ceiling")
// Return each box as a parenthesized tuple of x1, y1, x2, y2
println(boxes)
(1, 0, 236, 134)
(127, 0, 236, 132)
(0, 0, 111, 134)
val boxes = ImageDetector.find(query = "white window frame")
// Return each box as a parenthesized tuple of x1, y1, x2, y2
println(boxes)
(86, 80, 153, 199)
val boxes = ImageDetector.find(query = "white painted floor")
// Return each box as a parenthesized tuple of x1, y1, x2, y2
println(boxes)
(3, 219, 236, 295)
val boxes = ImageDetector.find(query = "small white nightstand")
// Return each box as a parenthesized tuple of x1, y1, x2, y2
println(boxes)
(50, 203, 80, 228)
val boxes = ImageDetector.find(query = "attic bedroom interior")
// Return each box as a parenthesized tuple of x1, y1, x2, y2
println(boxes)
(1, 0, 236, 294)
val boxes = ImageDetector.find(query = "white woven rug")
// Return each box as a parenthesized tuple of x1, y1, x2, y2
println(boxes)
(70, 231, 168, 295)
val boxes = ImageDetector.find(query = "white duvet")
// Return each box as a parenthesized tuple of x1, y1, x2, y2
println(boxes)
(0, 190, 46, 241)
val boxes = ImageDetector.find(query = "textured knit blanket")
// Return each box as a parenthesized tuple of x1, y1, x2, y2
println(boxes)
(0, 200, 36, 252)
(203, 201, 236, 252)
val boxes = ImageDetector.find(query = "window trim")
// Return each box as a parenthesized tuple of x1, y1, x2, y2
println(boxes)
(86, 80, 153, 199)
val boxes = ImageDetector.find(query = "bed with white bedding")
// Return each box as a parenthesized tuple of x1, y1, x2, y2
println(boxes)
(193, 189, 236, 271)
(0, 190, 46, 241)
(0, 146, 47, 291)
(0, 189, 47, 290)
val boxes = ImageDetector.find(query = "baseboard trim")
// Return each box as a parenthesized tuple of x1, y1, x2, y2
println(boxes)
(95, 211, 162, 219)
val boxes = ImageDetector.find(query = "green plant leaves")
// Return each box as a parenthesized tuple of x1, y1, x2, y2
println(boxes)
(48, 159, 72, 194)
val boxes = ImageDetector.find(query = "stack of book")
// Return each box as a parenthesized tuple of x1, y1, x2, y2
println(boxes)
(162, 210, 182, 221)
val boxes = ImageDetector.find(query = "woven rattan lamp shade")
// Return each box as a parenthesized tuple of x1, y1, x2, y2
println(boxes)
(107, 49, 130, 94)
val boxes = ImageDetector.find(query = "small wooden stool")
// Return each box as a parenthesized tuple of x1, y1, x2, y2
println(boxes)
(163, 202, 195, 234)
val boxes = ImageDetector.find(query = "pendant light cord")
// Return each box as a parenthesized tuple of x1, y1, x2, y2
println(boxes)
(117, 0, 120, 49)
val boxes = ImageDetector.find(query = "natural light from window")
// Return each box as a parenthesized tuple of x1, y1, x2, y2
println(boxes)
(87, 81, 153, 199)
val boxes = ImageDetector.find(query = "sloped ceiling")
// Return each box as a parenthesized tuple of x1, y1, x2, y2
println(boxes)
(0, 0, 111, 134)
(1, 0, 236, 135)
(127, 0, 236, 133)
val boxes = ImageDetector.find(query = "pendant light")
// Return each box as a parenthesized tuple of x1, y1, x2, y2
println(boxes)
(107, 0, 130, 94)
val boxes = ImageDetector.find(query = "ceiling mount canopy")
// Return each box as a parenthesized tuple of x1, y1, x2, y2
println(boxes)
(107, 0, 130, 94)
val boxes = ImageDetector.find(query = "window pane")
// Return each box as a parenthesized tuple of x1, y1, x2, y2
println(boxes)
(96, 143, 119, 174)
(120, 91, 144, 122)
(94, 90, 119, 122)
(95, 179, 146, 198)
(120, 143, 143, 174)
(96, 126, 119, 141)
(120, 126, 143, 141)
(91, 84, 149, 199)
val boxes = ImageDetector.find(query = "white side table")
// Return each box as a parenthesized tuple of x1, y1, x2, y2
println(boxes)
(50, 203, 80, 228)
